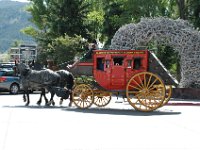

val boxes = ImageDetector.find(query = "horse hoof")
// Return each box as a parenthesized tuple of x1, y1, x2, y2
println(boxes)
(46, 102, 51, 106)
(45, 103, 49, 106)
(59, 100, 63, 105)
(68, 102, 72, 107)
(37, 102, 41, 106)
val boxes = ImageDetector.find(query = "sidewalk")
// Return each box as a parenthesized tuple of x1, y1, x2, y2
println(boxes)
(167, 98, 200, 106)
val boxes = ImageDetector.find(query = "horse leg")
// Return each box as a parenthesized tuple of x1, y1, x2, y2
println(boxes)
(68, 92, 73, 107)
(36, 92, 42, 106)
(23, 93, 26, 102)
(37, 88, 47, 106)
(25, 90, 30, 106)
(47, 92, 55, 106)
(59, 98, 63, 105)
(51, 93, 56, 106)
(42, 89, 49, 106)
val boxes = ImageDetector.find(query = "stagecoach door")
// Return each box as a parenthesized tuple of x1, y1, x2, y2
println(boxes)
(111, 57, 126, 89)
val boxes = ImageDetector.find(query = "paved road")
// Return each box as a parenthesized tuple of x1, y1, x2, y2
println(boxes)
(0, 93, 200, 150)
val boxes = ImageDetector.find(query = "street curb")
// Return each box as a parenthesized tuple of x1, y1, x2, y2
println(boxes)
(172, 88, 200, 100)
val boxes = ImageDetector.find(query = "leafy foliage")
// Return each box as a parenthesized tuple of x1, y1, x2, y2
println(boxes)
(18, 0, 200, 78)
(102, 0, 125, 46)
(43, 35, 84, 64)
(26, 0, 89, 44)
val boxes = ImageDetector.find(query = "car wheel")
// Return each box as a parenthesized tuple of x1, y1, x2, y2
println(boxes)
(10, 83, 19, 94)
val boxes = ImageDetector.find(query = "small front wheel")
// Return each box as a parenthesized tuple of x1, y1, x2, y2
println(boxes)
(93, 90, 112, 107)
(72, 84, 94, 109)
(161, 85, 172, 106)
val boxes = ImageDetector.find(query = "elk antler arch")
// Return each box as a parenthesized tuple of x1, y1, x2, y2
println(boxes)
(110, 17, 200, 88)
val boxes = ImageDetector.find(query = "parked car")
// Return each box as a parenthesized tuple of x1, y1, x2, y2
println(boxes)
(0, 69, 21, 94)
(0, 62, 15, 71)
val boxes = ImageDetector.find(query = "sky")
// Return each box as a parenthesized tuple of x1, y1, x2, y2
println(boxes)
(11, 0, 29, 2)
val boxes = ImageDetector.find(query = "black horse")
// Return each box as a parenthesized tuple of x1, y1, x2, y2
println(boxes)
(16, 62, 60, 106)
(28, 61, 75, 106)
(54, 70, 74, 106)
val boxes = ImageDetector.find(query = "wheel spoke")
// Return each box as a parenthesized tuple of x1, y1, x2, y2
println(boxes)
(131, 78, 143, 90)
(128, 84, 141, 91)
(138, 75, 145, 88)
(143, 73, 147, 88)
(146, 74, 152, 88)
(148, 78, 158, 90)
(128, 91, 140, 94)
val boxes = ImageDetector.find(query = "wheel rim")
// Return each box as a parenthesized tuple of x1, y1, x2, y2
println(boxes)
(93, 90, 112, 107)
(10, 84, 19, 94)
(126, 72, 166, 112)
(162, 85, 172, 106)
(72, 84, 94, 109)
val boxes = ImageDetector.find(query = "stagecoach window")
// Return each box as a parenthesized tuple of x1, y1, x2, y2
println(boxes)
(133, 58, 142, 70)
(113, 57, 123, 66)
(97, 58, 104, 71)
(105, 60, 110, 68)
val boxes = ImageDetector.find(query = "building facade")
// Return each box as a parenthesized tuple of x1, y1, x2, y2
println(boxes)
(10, 44, 37, 63)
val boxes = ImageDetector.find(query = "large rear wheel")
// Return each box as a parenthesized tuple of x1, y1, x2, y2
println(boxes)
(126, 72, 166, 112)
(72, 84, 94, 109)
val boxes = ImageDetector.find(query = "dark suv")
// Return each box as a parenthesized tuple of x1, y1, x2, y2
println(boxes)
(0, 68, 21, 94)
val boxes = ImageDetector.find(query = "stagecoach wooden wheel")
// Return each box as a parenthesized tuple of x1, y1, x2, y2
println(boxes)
(126, 72, 166, 112)
(161, 85, 172, 106)
(93, 90, 112, 107)
(72, 84, 94, 109)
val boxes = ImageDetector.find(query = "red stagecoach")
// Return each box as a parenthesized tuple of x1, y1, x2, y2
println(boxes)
(69, 49, 178, 112)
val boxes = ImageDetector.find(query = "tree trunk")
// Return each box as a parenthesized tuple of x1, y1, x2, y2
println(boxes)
(176, 0, 187, 19)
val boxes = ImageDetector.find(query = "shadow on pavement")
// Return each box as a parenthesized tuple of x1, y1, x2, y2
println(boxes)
(3, 105, 65, 109)
(63, 107, 181, 116)
(3, 105, 181, 116)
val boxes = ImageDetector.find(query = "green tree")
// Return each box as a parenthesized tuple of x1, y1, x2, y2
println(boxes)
(40, 35, 84, 64)
(176, 0, 188, 19)
(86, 10, 104, 41)
(102, 0, 125, 46)
(46, 0, 89, 38)
(188, 0, 200, 29)
(124, 0, 175, 22)
(27, 0, 89, 38)
(24, 0, 90, 64)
